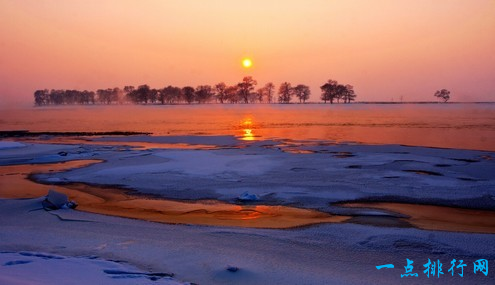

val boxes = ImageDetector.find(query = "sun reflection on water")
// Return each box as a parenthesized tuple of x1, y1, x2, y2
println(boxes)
(240, 117, 256, 141)
(242, 128, 254, 141)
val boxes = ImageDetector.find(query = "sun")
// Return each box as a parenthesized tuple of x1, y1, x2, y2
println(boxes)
(242, 58, 253, 68)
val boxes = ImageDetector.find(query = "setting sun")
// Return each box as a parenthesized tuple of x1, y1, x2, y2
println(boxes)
(242, 58, 253, 68)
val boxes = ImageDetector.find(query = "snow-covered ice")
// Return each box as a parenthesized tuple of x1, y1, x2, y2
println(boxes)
(0, 136, 494, 284)
(0, 141, 25, 150)
(0, 251, 186, 285)
(0, 197, 493, 284)
(45, 138, 495, 211)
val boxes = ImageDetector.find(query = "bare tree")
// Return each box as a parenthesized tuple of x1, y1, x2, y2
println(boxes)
(182, 86, 195, 104)
(256, 88, 265, 103)
(34, 89, 49, 106)
(294, 84, 310, 103)
(97, 88, 115, 104)
(215, 82, 227, 103)
(149, 88, 159, 104)
(195, 85, 214, 103)
(237, 76, 257, 104)
(160, 85, 181, 104)
(263, 82, 275, 103)
(335, 84, 347, 103)
(434, 89, 451, 103)
(112, 87, 125, 104)
(225, 85, 239, 103)
(278, 82, 293, 104)
(342, 84, 356, 103)
(320, 80, 338, 104)
(136, 85, 151, 104)
(123, 86, 135, 103)
(321, 80, 356, 104)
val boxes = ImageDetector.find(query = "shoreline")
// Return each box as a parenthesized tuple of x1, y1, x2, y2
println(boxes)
(12, 101, 495, 108)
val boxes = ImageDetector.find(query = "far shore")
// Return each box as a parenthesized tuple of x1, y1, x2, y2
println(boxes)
(2, 101, 495, 110)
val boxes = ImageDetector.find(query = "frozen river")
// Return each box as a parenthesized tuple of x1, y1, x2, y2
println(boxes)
(2, 103, 495, 150)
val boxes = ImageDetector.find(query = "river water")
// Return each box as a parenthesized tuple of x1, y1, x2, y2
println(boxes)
(1, 103, 494, 151)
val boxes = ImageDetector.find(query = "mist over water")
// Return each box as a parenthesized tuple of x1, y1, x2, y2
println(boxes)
(1, 104, 494, 151)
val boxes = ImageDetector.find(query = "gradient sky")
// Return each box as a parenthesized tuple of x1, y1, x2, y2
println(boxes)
(1, 0, 494, 106)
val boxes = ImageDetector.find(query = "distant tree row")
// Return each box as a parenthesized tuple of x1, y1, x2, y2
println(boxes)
(320, 80, 356, 104)
(34, 77, 357, 106)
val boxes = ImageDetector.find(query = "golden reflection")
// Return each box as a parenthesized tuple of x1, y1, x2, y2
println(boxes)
(0, 161, 349, 229)
(242, 128, 254, 141)
(240, 117, 256, 141)
(242, 118, 252, 126)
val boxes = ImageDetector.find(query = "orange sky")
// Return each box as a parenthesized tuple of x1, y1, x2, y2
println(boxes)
(1, 0, 494, 106)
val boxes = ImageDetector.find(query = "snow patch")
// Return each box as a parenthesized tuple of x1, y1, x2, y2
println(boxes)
(96, 150, 278, 177)
(0, 141, 26, 150)
(238, 191, 259, 201)
(0, 251, 187, 285)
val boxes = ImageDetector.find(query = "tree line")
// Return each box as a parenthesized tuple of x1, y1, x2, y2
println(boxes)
(34, 77, 357, 106)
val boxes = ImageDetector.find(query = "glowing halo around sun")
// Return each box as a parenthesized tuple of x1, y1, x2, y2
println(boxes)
(242, 58, 253, 68)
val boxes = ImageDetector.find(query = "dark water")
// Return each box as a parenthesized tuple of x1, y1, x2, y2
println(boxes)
(1, 104, 494, 151)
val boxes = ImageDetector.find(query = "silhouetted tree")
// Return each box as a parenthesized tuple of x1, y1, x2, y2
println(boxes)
(35, 86, 129, 105)
(123, 86, 135, 103)
(64, 90, 76, 104)
(96, 88, 120, 104)
(83, 90, 95, 104)
(320, 80, 356, 104)
(225, 85, 239, 103)
(34, 89, 49, 106)
(255, 82, 275, 103)
(278, 82, 293, 103)
(161, 86, 181, 104)
(434, 89, 450, 102)
(182, 86, 195, 104)
(215, 82, 227, 103)
(248, 92, 258, 103)
(264, 82, 275, 103)
(237, 76, 257, 104)
(342, 84, 356, 103)
(47, 89, 61, 105)
(320, 80, 338, 104)
(123, 86, 135, 94)
(34, 79, 358, 106)
(112, 87, 124, 104)
(256, 88, 265, 103)
(149, 88, 159, 104)
(294, 84, 310, 103)
(96, 89, 109, 104)
(127, 90, 139, 104)
(136, 85, 151, 104)
(335, 84, 348, 103)
(195, 85, 214, 103)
